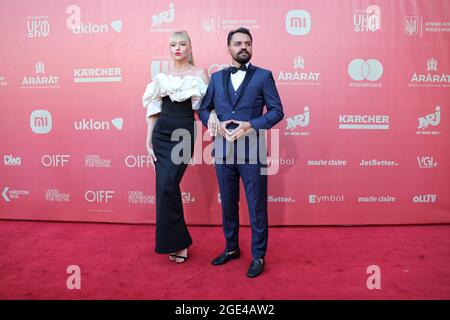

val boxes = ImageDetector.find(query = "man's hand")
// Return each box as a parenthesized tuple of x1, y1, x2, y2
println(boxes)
(207, 110, 220, 137)
(219, 120, 252, 142)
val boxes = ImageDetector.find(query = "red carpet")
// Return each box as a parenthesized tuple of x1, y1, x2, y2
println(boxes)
(0, 220, 449, 299)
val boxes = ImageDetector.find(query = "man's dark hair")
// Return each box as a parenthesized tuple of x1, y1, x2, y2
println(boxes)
(227, 27, 253, 46)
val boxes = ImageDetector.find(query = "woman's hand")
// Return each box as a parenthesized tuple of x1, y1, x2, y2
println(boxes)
(147, 144, 157, 171)
(208, 110, 219, 137)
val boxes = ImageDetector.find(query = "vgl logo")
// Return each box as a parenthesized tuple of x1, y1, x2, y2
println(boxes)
(182, 192, 195, 204)
(417, 156, 437, 168)
(286, 10, 311, 36)
(27, 17, 50, 38)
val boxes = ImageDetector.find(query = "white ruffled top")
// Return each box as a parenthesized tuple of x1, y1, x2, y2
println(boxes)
(142, 73, 208, 117)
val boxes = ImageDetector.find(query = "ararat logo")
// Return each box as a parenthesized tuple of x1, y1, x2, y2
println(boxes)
(66, 5, 122, 34)
(27, 16, 50, 38)
(277, 56, 321, 85)
(409, 58, 450, 87)
(21, 61, 60, 89)
(286, 10, 311, 36)
(339, 114, 389, 130)
(74, 118, 123, 131)
(30, 110, 52, 134)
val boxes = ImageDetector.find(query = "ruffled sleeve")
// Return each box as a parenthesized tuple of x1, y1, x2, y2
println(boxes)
(142, 80, 162, 117)
(142, 74, 208, 117)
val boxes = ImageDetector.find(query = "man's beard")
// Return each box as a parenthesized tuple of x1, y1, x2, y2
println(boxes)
(233, 50, 252, 64)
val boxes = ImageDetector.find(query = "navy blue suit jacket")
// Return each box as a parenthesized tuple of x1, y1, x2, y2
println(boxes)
(198, 64, 284, 161)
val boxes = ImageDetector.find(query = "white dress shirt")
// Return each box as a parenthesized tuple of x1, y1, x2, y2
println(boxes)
(230, 62, 250, 92)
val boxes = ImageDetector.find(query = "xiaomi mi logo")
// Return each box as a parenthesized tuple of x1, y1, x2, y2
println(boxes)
(31, 110, 52, 134)
(286, 10, 311, 36)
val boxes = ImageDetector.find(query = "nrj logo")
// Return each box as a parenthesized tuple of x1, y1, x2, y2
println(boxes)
(418, 106, 440, 130)
(286, 107, 310, 131)
(150, 2, 175, 32)
(66, 5, 122, 34)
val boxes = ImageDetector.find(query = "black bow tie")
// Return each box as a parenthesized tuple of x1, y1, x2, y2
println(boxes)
(230, 64, 247, 74)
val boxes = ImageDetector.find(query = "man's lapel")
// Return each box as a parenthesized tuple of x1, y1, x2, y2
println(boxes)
(234, 63, 256, 107)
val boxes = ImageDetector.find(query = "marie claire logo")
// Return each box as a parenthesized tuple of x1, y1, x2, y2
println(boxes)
(409, 58, 450, 87)
(27, 16, 50, 38)
(353, 5, 381, 32)
(413, 194, 437, 203)
(286, 10, 311, 35)
(2, 187, 30, 202)
(309, 194, 344, 204)
(417, 106, 441, 135)
(339, 114, 389, 130)
(66, 5, 122, 34)
(182, 192, 195, 204)
(30, 110, 52, 134)
(348, 59, 383, 87)
(74, 67, 122, 83)
(417, 156, 437, 169)
(285, 107, 310, 136)
(4, 155, 21, 166)
(308, 159, 347, 166)
(151, 60, 170, 80)
(278, 57, 321, 85)
(45, 189, 70, 202)
(404, 16, 450, 37)
(201, 15, 219, 33)
(21, 61, 60, 89)
(85, 155, 111, 168)
(74, 118, 123, 131)
(128, 191, 155, 204)
(358, 195, 396, 203)
(150, 2, 175, 32)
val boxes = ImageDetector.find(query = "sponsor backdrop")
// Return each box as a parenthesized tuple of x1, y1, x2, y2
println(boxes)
(0, 0, 449, 225)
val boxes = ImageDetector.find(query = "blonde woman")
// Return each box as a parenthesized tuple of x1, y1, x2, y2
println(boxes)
(142, 31, 218, 263)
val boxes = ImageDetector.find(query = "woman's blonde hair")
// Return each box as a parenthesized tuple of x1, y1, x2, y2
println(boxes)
(169, 31, 195, 66)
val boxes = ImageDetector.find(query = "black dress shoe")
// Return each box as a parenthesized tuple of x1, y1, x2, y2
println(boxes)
(247, 259, 264, 278)
(211, 248, 241, 265)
